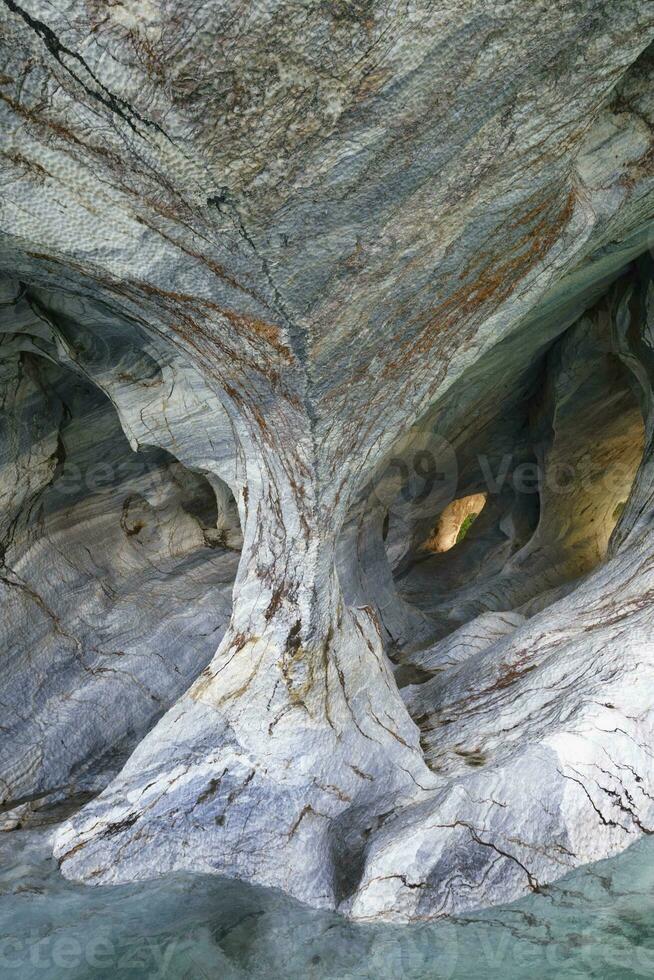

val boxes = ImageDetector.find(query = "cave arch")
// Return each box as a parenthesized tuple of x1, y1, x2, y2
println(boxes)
(0, 276, 242, 824)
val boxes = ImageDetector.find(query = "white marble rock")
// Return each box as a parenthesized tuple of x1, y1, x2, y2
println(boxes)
(0, 0, 654, 922)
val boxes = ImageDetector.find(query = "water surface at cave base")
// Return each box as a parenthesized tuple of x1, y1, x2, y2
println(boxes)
(2, 828, 653, 978)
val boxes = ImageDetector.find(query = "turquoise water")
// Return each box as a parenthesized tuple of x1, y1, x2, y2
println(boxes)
(2, 828, 654, 978)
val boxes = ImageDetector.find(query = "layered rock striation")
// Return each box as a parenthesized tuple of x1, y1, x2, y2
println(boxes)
(1, 0, 654, 921)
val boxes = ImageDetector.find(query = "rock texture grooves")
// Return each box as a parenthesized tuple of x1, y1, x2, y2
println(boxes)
(1, 0, 654, 921)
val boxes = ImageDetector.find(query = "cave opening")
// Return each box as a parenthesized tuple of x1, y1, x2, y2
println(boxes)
(369, 264, 648, 677)
(0, 277, 242, 826)
(422, 493, 488, 553)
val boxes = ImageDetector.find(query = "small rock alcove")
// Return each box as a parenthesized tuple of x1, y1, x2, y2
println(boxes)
(0, 277, 242, 825)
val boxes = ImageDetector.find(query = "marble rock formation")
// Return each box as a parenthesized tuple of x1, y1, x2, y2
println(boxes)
(2, 0, 654, 922)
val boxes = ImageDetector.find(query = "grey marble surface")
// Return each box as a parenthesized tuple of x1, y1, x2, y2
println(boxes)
(1, 0, 654, 922)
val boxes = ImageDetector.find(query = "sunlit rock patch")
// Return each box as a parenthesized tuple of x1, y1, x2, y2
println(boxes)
(423, 493, 487, 553)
